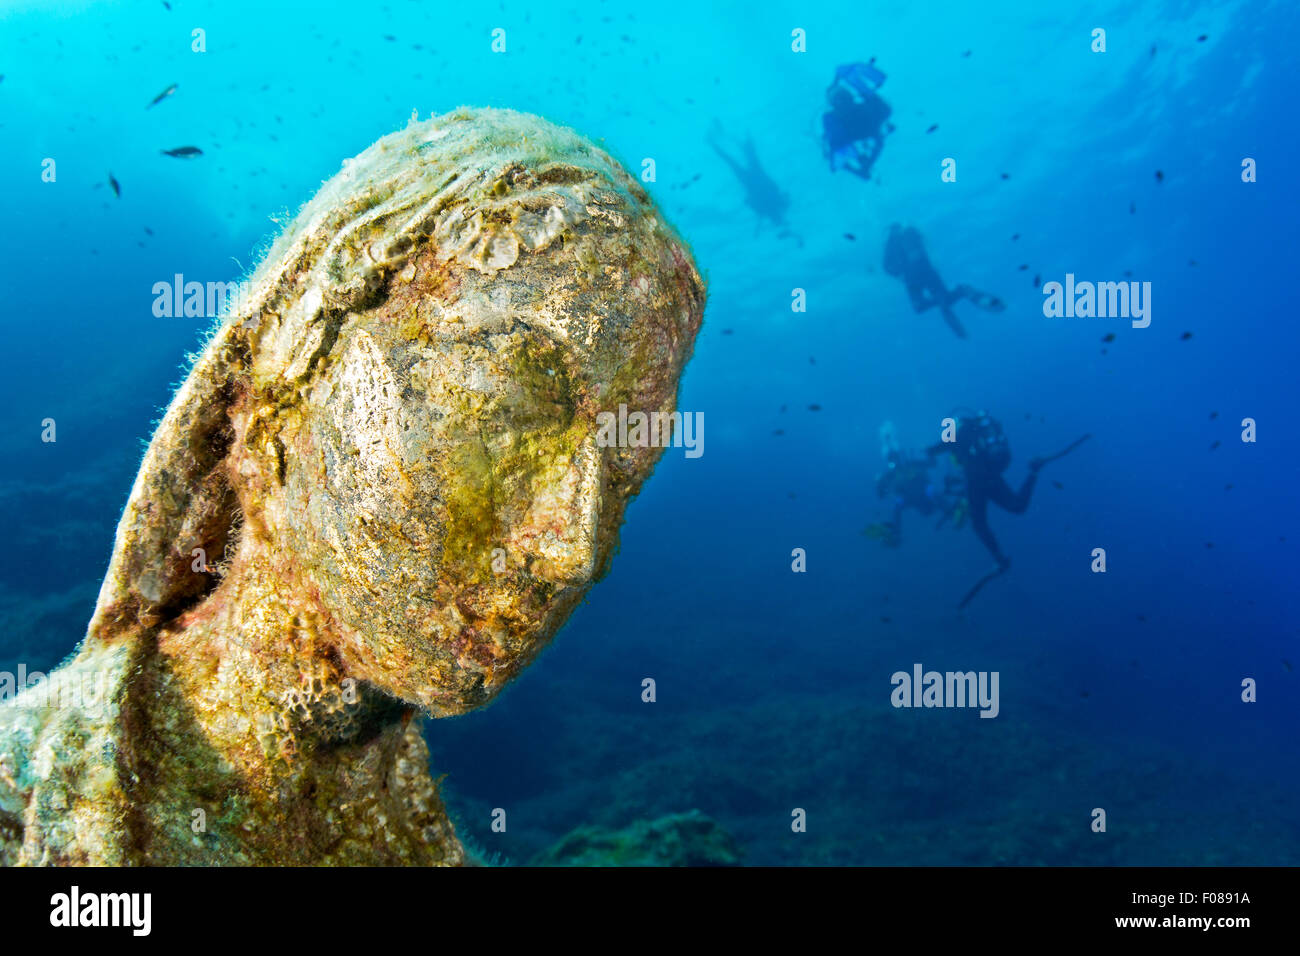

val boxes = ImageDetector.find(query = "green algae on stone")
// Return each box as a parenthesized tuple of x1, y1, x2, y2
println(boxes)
(0, 108, 704, 866)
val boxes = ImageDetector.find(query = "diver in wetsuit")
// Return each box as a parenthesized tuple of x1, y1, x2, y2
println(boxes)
(707, 123, 791, 232)
(867, 450, 965, 547)
(865, 422, 965, 547)
(822, 62, 894, 180)
(883, 224, 1005, 339)
(927, 413, 1043, 571)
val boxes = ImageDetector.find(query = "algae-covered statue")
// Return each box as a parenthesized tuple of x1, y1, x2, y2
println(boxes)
(0, 108, 704, 865)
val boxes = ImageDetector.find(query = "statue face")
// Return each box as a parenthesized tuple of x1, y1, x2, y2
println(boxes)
(87, 111, 703, 718)
(259, 241, 700, 717)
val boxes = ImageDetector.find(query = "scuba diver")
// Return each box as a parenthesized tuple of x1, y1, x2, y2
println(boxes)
(821, 61, 894, 181)
(707, 122, 793, 235)
(865, 421, 965, 547)
(927, 411, 1091, 606)
(883, 224, 1006, 339)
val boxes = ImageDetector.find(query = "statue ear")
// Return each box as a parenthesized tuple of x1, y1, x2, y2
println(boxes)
(86, 330, 248, 644)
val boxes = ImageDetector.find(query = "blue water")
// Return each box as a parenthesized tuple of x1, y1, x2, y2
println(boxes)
(1, 0, 1296, 864)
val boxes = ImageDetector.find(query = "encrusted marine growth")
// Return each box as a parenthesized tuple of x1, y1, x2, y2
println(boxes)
(0, 108, 704, 865)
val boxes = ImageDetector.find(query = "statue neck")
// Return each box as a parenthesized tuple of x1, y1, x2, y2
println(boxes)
(113, 545, 462, 864)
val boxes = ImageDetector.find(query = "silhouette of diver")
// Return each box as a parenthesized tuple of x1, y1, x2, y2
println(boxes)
(865, 421, 964, 547)
(928, 412, 1036, 571)
(927, 412, 1091, 606)
(883, 224, 1005, 338)
(822, 62, 894, 180)
(708, 122, 793, 235)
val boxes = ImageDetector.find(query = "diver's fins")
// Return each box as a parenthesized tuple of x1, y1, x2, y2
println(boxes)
(959, 565, 1006, 608)
(863, 522, 901, 547)
(954, 285, 1005, 312)
(941, 306, 968, 339)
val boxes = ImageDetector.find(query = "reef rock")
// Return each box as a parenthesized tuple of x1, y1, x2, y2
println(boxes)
(532, 810, 742, 867)
(0, 108, 704, 865)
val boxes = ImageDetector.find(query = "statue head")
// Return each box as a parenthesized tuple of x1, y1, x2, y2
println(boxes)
(89, 108, 705, 717)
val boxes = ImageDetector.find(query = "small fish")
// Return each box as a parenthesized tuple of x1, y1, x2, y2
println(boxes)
(1155, 169, 1164, 182)
(107, 172, 120, 197)
(721, 328, 733, 335)
(161, 146, 203, 158)
(808, 404, 822, 412)
(1137, 614, 1147, 622)
(1051, 480, 1063, 490)
(1129, 201, 1136, 214)
(161, 0, 171, 8)
(1102, 333, 1115, 342)
(779, 404, 787, 413)
(1123, 269, 1133, 277)
(143, 226, 154, 235)
(962, 50, 971, 57)
(1017, 263, 1028, 271)
(1181, 331, 1193, 340)
(1011, 233, 1020, 241)
(1206, 542, 1214, 549)
(146, 83, 178, 108)
(1080, 690, 1090, 698)
(809, 356, 816, 365)
(772, 429, 785, 436)
(880, 616, 891, 623)
(1000, 172, 1010, 180)
(1197, 34, 1208, 42)
(1150, 44, 1157, 57)
(925, 124, 938, 134)
(1188, 258, 1198, 267)
(383, 34, 396, 41)
(1210, 440, 1221, 450)
(1284, 659, 1293, 673)
(1224, 483, 1233, 490)
(1101, 348, 1108, 355)
(0, 74, 5, 84)
(1209, 410, 1218, 419)
(843, 232, 856, 241)
(1032, 274, 1040, 288)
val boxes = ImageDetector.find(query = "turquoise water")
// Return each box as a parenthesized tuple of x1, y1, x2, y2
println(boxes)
(1, 0, 1296, 864)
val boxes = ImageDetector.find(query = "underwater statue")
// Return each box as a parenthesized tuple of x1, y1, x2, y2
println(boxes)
(0, 108, 704, 865)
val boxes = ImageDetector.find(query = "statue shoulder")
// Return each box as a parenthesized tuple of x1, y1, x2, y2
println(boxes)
(0, 641, 135, 866)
